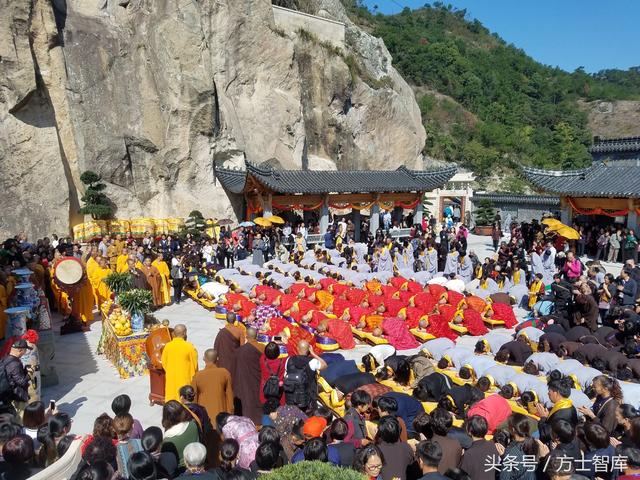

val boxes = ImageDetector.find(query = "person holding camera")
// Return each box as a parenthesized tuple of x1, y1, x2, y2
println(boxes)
(0, 339, 32, 417)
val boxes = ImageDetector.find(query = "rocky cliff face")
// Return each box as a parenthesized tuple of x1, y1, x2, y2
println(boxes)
(0, 0, 426, 238)
(578, 99, 640, 139)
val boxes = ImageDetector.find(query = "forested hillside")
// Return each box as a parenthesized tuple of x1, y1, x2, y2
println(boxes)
(342, 1, 640, 188)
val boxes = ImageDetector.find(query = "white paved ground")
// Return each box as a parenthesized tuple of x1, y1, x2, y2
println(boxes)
(41, 234, 622, 434)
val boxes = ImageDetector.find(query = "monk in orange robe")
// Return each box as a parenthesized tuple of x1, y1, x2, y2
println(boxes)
(141, 258, 163, 307)
(465, 294, 487, 314)
(315, 290, 334, 311)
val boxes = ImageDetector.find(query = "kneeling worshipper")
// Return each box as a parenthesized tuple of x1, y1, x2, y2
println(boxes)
(315, 318, 356, 350)
(199, 280, 229, 302)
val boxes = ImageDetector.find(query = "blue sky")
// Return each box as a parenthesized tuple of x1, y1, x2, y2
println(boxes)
(362, 0, 639, 73)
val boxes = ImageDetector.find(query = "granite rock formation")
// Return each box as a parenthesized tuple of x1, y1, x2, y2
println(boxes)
(0, 0, 426, 238)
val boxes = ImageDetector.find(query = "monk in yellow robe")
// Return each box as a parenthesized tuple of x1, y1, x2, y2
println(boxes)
(152, 253, 172, 305)
(116, 248, 130, 273)
(161, 324, 198, 402)
(141, 257, 163, 307)
(114, 235, 126, 255)
(71, 277, 95, 323)
(107, 242, 118, 271)
(86, 254, 102, 306)
(95, 257, 113, 307)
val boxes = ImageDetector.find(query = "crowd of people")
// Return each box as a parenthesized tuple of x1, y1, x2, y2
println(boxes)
(1, 212, 640, 480)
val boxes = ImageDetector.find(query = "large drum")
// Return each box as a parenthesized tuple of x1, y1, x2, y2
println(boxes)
(145, 326, 172, 370)
(53, 257, 86, 295)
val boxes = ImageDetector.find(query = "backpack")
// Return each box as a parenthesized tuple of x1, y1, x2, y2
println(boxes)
(283, 357, 310, 409)
(263, 359, 283, 399)
(170, 265, 181, 279)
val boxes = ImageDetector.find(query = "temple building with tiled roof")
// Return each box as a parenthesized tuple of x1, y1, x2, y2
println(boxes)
(215, 162, 457, 237)
(521, 158, 640, 229)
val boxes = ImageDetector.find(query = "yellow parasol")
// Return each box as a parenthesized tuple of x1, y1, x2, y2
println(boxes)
(267, 215, 285, 224)
(253, 217, 272, 227)
(541, 218, 562, 227)
(552, 225, 581, 240)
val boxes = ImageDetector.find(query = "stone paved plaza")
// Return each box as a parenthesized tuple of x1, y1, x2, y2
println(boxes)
(41, 234, 622, 433)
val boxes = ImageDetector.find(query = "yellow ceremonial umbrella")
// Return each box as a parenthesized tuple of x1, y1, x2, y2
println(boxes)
(267, 215, 285, 225)
(553, 225, 581, 240)
(541, 218, 562, 227)
(254, 217, 272, 227)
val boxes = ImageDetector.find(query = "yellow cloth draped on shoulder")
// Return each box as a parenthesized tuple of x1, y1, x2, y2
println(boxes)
(152, 259, 172, 305)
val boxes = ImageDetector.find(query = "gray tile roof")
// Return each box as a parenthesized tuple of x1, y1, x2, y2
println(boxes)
(216, 162, 457, 194)
(590, 137, 640, 154)
(521, 163, 640, 198)
(471, 193, 560, 206)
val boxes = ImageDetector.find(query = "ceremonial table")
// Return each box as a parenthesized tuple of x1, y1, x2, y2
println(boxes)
(98, 318, 150, 379)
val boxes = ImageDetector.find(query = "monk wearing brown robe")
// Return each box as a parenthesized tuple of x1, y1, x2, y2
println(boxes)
(213, 312, 246, 377)
(232, 327, 265, 425)
(192, 348, 234, 422)
(127, 258, 150, 291)
(141, 257, 163, 307)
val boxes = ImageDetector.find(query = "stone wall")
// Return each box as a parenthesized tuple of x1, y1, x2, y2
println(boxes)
(272, 5, 345, 48)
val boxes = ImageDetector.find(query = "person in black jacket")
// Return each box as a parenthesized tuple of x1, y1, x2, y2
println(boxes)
(551, 274, 573, 327)
(0, 340, 31, 416)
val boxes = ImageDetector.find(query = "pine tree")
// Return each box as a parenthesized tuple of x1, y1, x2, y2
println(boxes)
(79, 171, 113, 220)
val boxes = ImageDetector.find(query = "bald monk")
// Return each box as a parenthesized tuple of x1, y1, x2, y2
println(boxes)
(161, 324, 198, 402)
(232, 327, 265, 425)
(213, 312, 246, 377)
(128, 258, 150, 291)
(192, 348, 234, 422)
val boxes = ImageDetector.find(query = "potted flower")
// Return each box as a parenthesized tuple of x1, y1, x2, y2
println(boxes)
(473, 199, 497, 235)
(104, 272, 134, 303)
(118, 289, 154, 332)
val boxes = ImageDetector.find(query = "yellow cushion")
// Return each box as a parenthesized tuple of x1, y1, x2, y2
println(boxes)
(378, 379, 412, 394)
(363, 333, 389, 345)
(483, 318, 505, 326)
(449, 323, 468, 334)
(410, 328, 435, 342)
(435, 367, 470, 386)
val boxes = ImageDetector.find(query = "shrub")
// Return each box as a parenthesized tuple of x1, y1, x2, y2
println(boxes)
(474, 199, 497, 226)
(267, 461, 365, 480)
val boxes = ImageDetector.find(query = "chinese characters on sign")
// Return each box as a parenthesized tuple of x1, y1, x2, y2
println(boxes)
(484, 454, 628, 474)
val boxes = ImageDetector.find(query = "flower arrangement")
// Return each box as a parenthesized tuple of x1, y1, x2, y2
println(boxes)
(118, 289, 154, 316)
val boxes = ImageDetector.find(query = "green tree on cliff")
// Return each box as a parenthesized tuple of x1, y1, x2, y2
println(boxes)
(79, 171, 113, 220)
